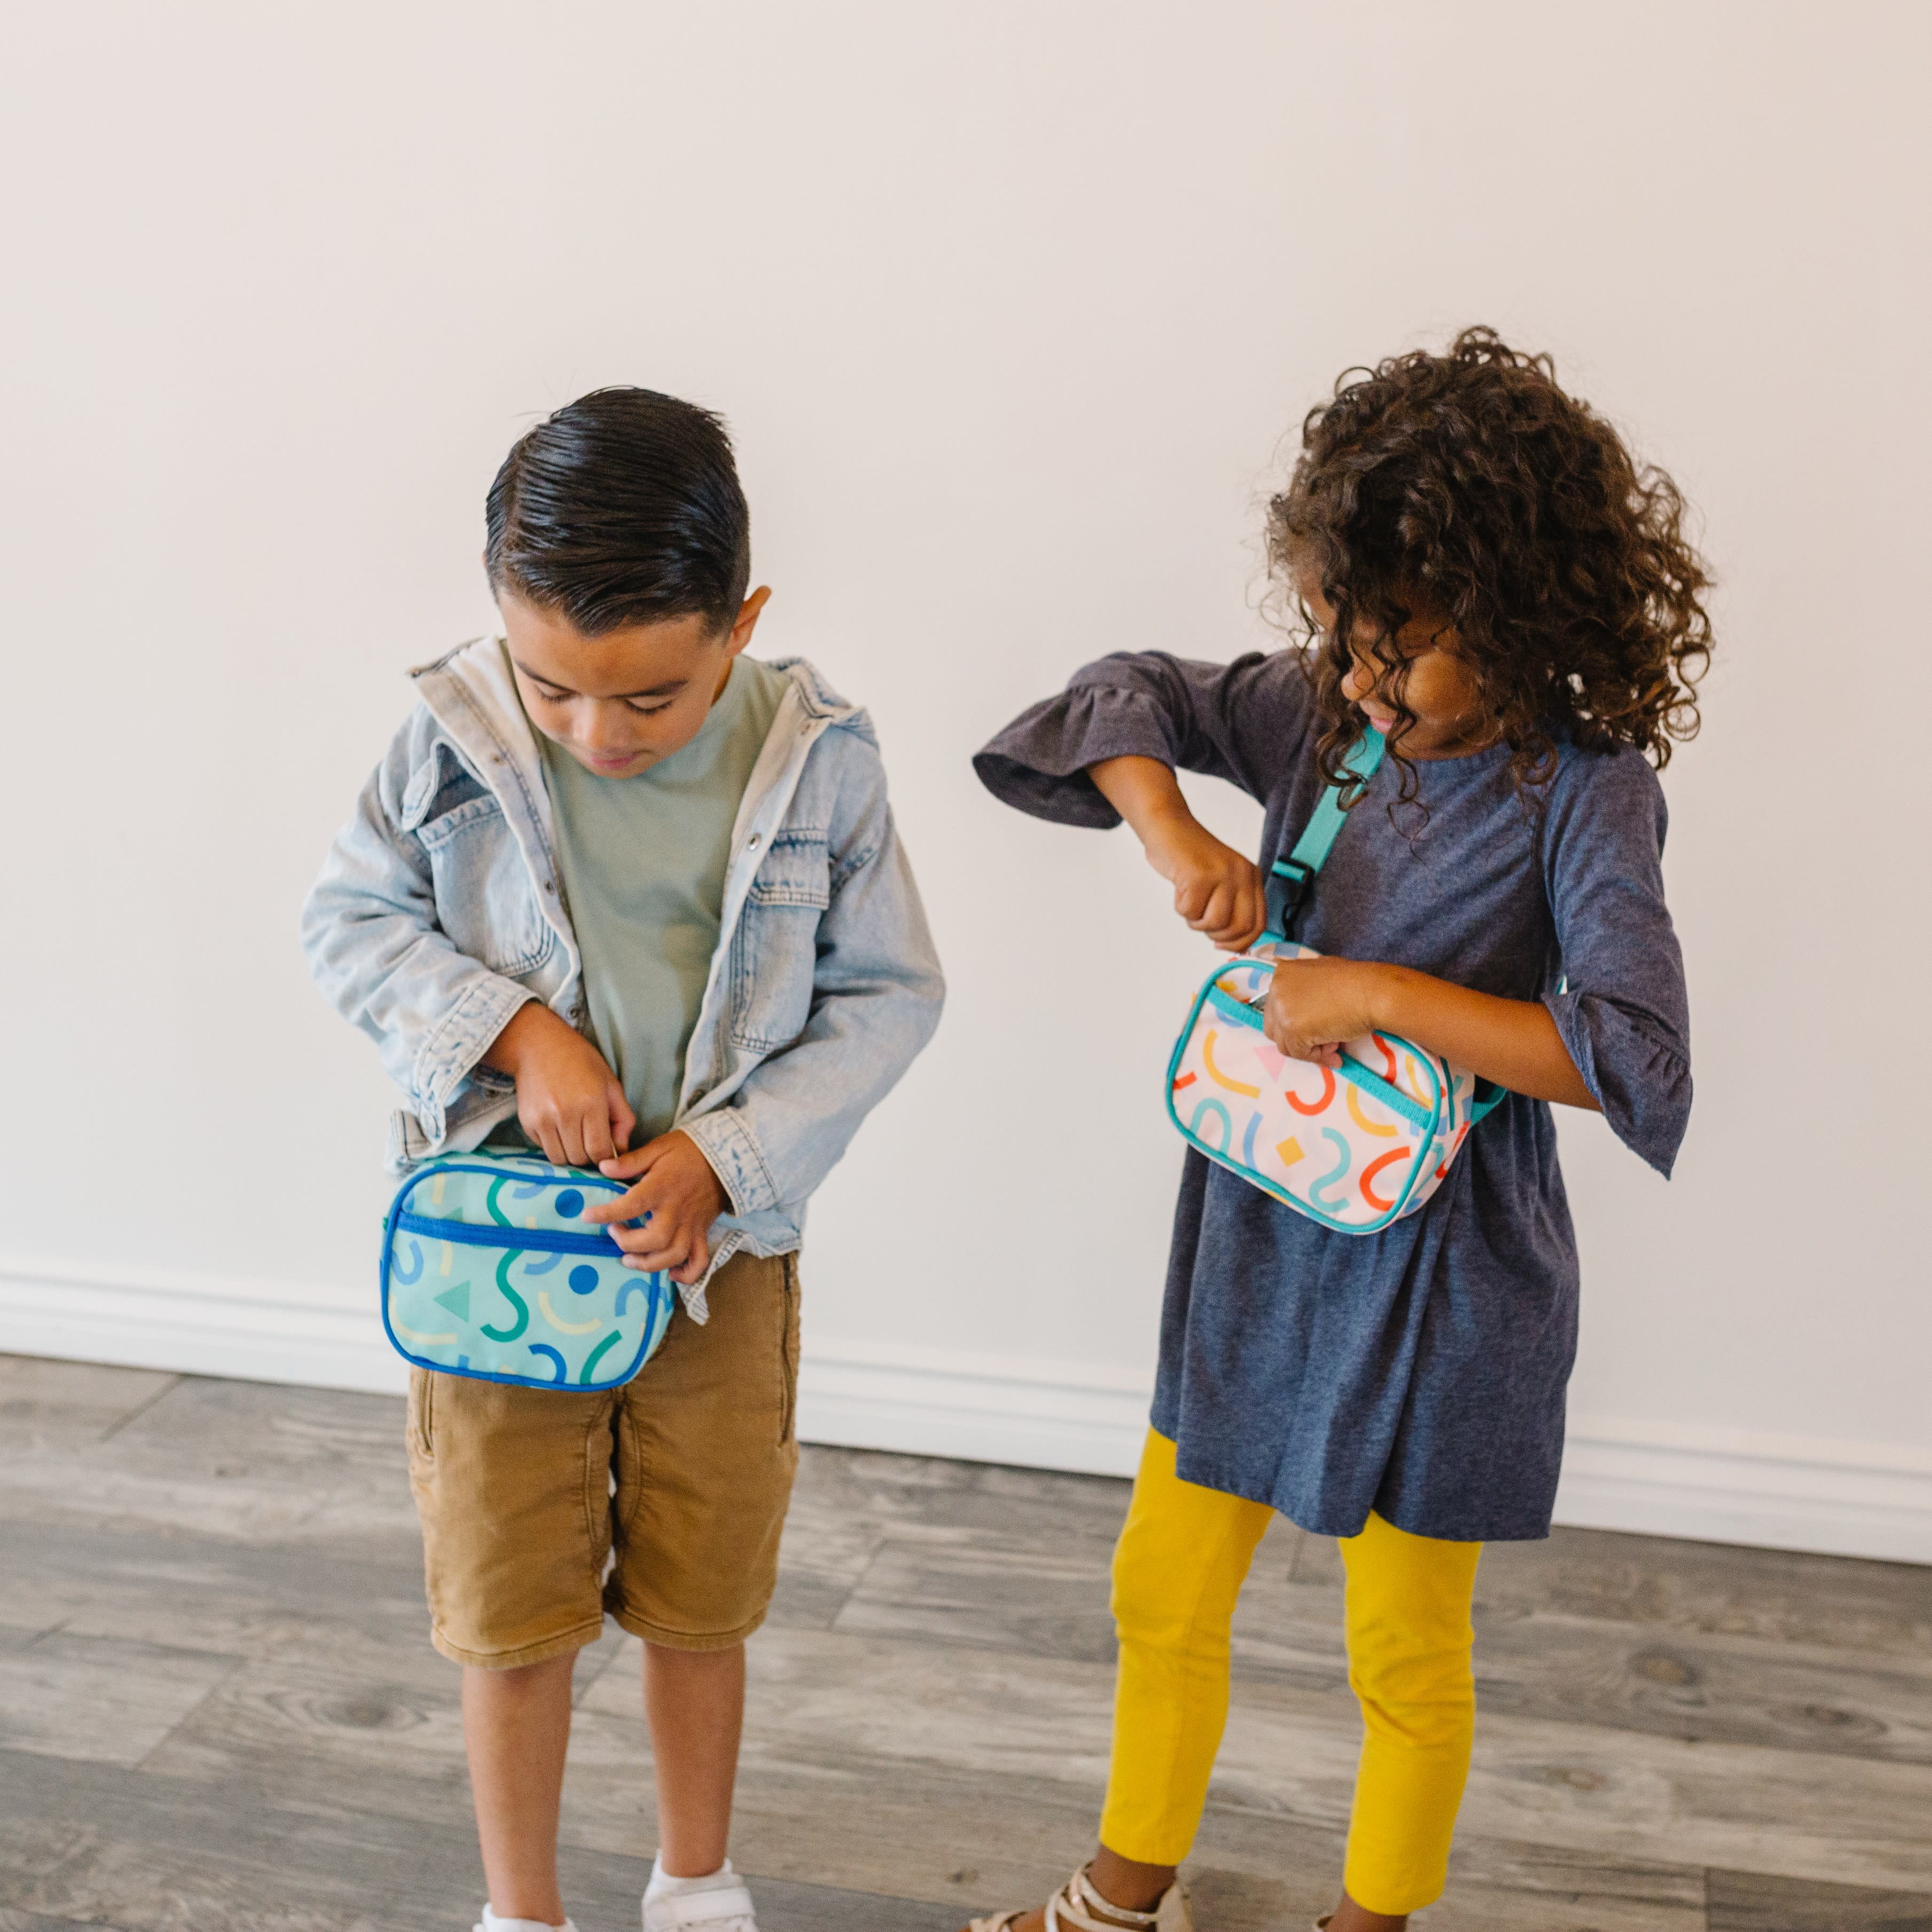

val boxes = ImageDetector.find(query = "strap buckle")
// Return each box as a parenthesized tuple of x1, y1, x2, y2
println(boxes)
(1264, 857, 1312, 937)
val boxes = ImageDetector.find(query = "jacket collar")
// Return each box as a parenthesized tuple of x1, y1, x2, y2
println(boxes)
(409, 635, 862, 792)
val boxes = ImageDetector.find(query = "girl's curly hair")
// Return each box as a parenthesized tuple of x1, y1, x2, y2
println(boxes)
(1268, 327, 1713, 804)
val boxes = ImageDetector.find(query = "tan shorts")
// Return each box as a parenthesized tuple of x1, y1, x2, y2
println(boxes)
(405, 1248, 800, 1668)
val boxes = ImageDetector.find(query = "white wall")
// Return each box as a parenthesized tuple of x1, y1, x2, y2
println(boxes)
(3, 2, 1928, 1561)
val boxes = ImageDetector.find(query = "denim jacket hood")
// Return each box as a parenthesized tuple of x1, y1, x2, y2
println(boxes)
(302, 636, 945, 1315)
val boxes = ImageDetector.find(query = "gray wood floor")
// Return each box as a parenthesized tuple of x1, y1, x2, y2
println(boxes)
(1, 1355, 1928, 1932)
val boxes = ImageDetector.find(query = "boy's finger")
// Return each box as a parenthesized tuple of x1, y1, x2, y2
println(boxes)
(593, 1146, 652, 1185)
(533, 1123, 566, 1166)
(609, 1086, 636, 1155)
(586, 1111, 616, 1167)
(593, 1185, 654, 1231)
(622, 1231, 690, 1275)
(606, 1216, 667, 1253)
(586, 1164, 663, 1220)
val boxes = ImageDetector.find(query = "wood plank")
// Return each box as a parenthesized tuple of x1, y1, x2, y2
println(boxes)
(0, 1745, 962, 1932)
(832, 1522, 1932, 1767)
(830, 1534, 1120, 1665)
(1466, 1615, 1932, 1767)
(600, 1623, 1932, 1890)
(1233, 1558, 1932, 1764)
(0, 1630, 236, 1768)
(1294, 1524, 1932, 1660)
(0, 1515, 444, 1690)
(0, 1912, 141, 1932)
(1706, 1867, 1932, 1932)
(138, 1652, 472, 1792)
(0, 1357, 177, 1451)
(792, 1446, 1134, 1555)
(101, 1631, 1709, 1932)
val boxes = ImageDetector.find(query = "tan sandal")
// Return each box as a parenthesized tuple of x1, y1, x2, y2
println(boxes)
(966, 1866, 1192, 1932)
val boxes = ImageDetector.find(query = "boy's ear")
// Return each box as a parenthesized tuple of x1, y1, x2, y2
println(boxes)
(725, 586, 772, 658)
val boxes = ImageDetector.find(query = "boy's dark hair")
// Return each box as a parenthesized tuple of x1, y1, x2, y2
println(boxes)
(1269, 327, 1713, 802)
(485, 388, 751, 636)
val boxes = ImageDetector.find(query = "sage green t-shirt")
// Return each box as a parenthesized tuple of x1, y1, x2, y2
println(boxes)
(532, 655, 790, 1143)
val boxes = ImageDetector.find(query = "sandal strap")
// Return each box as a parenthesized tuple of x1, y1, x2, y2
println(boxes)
(1045, 1870, 1163, 1932)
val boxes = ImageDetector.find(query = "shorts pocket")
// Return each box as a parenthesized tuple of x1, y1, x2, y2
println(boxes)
(777, 1257, 800, 1446)
(407, 1369, 436, 1462)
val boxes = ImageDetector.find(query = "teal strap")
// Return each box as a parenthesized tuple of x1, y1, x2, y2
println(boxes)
(1468, 1082, 1508, 1124)
(1263, 730, 1385, 939)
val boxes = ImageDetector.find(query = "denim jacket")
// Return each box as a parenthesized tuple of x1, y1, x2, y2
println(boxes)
(301, 637, 945, 1313)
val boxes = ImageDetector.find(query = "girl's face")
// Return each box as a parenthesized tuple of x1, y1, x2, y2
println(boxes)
(1297, 570, 1495, 761)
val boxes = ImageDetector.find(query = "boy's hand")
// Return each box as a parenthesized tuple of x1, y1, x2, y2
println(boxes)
(480, 1001, 636, 1168)
(1263, 955, 1392, 1066)
(1086, 755, 1265, 951)
(586, 1132, 730, 1287)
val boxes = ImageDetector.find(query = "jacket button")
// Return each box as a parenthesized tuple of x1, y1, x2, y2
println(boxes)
(746, 832, 761, 849)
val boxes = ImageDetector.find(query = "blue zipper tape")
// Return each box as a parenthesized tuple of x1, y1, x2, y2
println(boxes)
(393, 1211, 626, 1258)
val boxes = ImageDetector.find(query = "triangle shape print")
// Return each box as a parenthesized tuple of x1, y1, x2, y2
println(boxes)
(434, 1282, 471, 1321)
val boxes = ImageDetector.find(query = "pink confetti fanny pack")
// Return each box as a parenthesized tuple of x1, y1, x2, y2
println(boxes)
(1165, 941, 1502, 1233)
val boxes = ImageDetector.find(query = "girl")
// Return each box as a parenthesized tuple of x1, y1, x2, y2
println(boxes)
(969, 330, 1707, 1930)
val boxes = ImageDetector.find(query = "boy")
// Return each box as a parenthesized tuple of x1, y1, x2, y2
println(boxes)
(302, 388, 944, 1932)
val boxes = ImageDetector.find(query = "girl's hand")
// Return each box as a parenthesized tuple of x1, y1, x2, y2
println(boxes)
(1264, 955, 1392, 1066)
(586, 1131, 730, 1287)
(1264, 958, 1599, 1109)
(1086, 755, 1265, 950)
(482, 1002, 636, 1167)
(1142, 813, 1267, 950)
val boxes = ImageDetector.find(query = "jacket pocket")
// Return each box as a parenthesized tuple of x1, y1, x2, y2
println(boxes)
(416, 796, 554, 977)
(728, 832, 830, 1052)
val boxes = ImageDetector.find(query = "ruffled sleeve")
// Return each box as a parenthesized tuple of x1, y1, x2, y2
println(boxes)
(1540, 748, 1693, 1176)
(973, 649, 1315, 825)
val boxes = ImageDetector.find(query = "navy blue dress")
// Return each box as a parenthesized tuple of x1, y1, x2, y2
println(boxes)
(975, 651, 1692, 1542)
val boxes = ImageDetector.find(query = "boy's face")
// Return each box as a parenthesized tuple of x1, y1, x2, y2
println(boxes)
(499, 585, 771, 779)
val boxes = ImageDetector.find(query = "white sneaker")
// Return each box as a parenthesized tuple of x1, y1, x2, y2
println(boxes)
(475, 1909, 577, 1932)
(642, 1863, 757, 1932)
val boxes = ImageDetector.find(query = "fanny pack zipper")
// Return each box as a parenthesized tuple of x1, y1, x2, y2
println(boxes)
(393, 1212, 626, 1258)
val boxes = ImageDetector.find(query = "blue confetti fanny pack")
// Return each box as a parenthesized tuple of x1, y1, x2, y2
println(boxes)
(379, 1153, 675, 1390)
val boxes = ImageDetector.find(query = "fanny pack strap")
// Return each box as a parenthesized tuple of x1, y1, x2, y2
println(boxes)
(1258, 727, 1508, 1127)
(1261, 729, 1386, 941)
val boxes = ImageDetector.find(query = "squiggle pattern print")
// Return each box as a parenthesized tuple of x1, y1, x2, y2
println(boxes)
(539, 1290, 604, 1335)
(385, 1155, 677, 1389)
(1168, 941, 1490, 1230)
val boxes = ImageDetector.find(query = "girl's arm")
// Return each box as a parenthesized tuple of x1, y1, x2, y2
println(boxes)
(1090, 756, 1597, 1110)
(974, 650, 1311, 829)
(1262, 955, 1599, 1111)
(1089, 755, 1267, 950)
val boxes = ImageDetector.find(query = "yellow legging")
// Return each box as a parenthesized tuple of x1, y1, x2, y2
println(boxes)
(1100, 1431, 1481, 1917)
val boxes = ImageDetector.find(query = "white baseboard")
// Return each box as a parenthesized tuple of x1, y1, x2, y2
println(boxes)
(4, 1257, 1927, 1564)
(795, 1338, 1156, 1479)
(0, 1256, 409, 1398)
